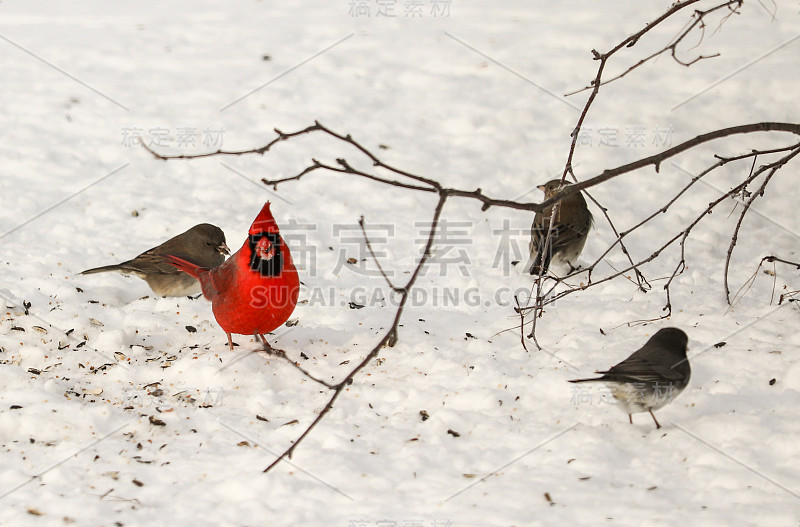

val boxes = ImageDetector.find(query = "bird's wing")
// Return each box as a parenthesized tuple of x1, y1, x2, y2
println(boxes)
(202, 268, 230, 298)
(123, 252, 186, 276)
(602, 356, 686, 382)
(532, 218, 590, 252)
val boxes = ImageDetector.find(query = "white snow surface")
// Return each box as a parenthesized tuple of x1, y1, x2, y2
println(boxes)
(1, 1, 800, 526)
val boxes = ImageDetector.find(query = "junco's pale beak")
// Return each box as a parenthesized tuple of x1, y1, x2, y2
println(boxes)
(219, 243, 231, 256)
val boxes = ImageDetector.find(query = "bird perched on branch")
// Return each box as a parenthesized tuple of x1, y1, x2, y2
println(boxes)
(80, 223, 229, 297)
(569, 327, 691, 429)
(529, 179, 592, 276)
(164, 202, 299, 351)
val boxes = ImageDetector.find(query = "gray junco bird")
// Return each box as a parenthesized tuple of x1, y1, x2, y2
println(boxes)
(569, 328, 690, 429)
(529, 179, 593, 276)
(80, 223, 229, 297)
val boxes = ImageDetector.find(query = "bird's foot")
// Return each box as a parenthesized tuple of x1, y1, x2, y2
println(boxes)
(567, 263, 583, 274)
(257, 333, 286, 356)
(648, 409, 662, 429)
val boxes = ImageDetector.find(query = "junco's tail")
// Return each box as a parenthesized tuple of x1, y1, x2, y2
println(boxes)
(568, 377, 601, 383)
(80, 264, 127, 275)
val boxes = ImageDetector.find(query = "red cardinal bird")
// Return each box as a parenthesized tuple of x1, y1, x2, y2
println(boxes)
(163, 202, 299, 351)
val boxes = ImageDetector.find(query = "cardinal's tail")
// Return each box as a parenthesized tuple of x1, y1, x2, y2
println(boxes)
(162, 254, 208, 280)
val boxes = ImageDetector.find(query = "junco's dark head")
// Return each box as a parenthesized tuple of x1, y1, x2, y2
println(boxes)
(529, 179, 592, 276)
(186, 223, 230, 258)
(648, 327, 688, 355)
(569, 327, 691, 429)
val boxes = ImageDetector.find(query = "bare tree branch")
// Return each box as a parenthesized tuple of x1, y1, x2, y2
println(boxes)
(564, 0, 743, 98)
(144, 119, 800, 213)
(729, 254, 800, 307)
(541, 144, 800, 312)
(558, 0, 743, 298)
(263, 193, 449, 472)
(763, 255, 800, 269)
(358, 215, 401, 292)
(723, 149, 800, 302)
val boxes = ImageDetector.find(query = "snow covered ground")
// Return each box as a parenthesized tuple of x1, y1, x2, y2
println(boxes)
(1, 1, 800, 525)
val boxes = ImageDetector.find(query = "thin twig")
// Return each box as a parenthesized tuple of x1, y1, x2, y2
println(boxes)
(514, 296, 531, 353)
(763, 255, 800, 268)
(724, 147, 800, 303)
(564, 0, 742, 97)
(358, 215, 401, 292)
(140, 123, 325, 160)
(258, 346, 338, 390)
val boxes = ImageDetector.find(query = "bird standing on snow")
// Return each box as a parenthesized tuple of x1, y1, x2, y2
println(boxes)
(569, 328, 691, 429)
(80, 223, 229, 297)
(529, 179, 592, 276)
(164, 202, 299, 351)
